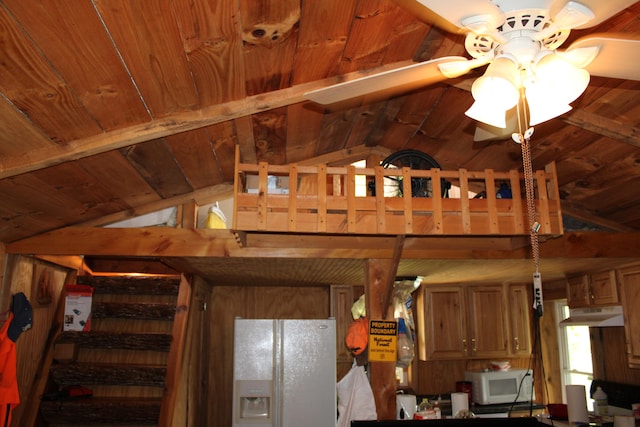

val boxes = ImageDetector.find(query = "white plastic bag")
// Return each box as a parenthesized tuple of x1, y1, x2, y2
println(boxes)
(336, 361, 377, 427)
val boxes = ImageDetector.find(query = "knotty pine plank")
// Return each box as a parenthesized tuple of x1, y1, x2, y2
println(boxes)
(207, 120, 244, 182)
(294, 0, 358, 83)
(554, 137, 637, 208)
(343, 100, 393, 150)
(252, 107, 288, 165)
(338, 1, 418, 75)
(0, 6, 102, 143)
(122, 139, 194, 198)
(285, 103, 325, 163)
(164, 128, 225, 190)
(93, 0, 199, 115)
(377, 87, 450, 152)
(0, 172, 91, 235)
(315, 106, 361, 156)
(240, 0, 299, 96)
(3, 0, 150, 130)
(0, 98, 56, 157)
(171, 0, 246, 106)
(74, 151, 160, 209)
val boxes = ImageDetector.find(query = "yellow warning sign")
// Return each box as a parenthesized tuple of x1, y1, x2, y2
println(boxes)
(368, 320, 397, 362)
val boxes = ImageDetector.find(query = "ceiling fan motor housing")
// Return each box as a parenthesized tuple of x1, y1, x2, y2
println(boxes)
(465, 9, 570, 73)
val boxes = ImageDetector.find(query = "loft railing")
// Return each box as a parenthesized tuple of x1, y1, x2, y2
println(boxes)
(233, 153, 563, 237)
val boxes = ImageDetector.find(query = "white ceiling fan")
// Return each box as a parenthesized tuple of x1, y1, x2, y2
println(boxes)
(304, 0, 640, 141)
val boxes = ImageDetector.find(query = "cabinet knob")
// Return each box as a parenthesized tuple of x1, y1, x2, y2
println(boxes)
(514, 336, 519, 350)
(463, 339, 467, 356)
(471, 338, 476, 354)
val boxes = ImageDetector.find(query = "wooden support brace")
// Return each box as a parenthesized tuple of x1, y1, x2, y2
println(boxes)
(381, 235, 406, 320)
(364, 255, 402, 421)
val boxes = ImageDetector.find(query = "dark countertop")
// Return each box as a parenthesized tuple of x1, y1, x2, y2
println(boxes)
(414, 395, 544, 416)
(471, 402, 545, 416)
(352, 417, 543, 427)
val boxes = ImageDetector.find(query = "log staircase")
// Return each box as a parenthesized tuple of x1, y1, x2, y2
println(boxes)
(38, 275, 186, 426)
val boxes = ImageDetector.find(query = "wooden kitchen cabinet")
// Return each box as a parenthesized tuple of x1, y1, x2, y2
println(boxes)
(467, 284, 510, 359)
(507, 284, 532, 357)
(567, 271, 618, 308)
(417, 285, 468, 360)
(417, 284, 513, 360)
(616, 265, 640, 368)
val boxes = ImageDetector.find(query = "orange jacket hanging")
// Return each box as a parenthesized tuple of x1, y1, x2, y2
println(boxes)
(0, 313, 19, 427)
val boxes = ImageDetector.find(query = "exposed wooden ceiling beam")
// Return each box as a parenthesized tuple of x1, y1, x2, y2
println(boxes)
(562, 109, 640, 148)
(0, 60, 415, 179)
(561, 202, 635, 232)
(7, 227, 640, 260)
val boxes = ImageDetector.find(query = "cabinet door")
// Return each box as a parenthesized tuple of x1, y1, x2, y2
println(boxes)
(616, 266, 640, 368)
(420, 286, 467, 360)
(467, 285, 509, 358)
(567, 275, 590, 308)
(590, 270, 618, 306)
(508, 284, 532, 356)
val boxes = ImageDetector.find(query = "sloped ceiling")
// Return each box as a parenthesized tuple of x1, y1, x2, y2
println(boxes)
(1, 1, 639, 284)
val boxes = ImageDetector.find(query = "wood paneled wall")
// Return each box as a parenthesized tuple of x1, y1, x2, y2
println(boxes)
(1, 255, 72, 426)
(592, 327, 640, 385)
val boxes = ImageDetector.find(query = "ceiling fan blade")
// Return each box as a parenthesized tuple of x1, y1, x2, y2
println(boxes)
(551, 0, 638, 29)
(566, 35, 640, 81)
(304, 56, 467, 105)
(409, 0, 505, 33)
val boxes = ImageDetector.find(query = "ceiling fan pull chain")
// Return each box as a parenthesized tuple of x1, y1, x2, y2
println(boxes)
(520, 132, 540, 273)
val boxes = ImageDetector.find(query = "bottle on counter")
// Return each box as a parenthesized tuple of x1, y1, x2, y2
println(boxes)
(593, 386, 608, 416)
(414, 398, 441, 420)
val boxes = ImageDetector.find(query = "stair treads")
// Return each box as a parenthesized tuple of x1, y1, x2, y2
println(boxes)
(40, 397, 161, 425)
(92, 302, 176, 320)
(76, 275, 180, 295)
(50, 363, 166, 387)
(56, 331, 172, 351)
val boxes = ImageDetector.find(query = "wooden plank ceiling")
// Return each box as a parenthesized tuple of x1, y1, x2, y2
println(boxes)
(1, 0, 639, 284)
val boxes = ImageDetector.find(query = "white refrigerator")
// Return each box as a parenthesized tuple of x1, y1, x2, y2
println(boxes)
(232, 318, 337, 427)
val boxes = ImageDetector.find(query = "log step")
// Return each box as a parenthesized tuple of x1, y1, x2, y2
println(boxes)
(76, 275, 180, 296)
(50, 363, 166, 387)
(56, 331, 172, 352)
(40, 397, 161, 425)
(92, 302, 176, 321)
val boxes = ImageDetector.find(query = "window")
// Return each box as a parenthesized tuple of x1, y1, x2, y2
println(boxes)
(351, 159, 476, 198)
(556, 300, 594, 410)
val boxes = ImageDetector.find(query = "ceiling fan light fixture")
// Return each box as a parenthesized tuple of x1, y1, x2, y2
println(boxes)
(533, 51, 590, 104)
(526, 94, 572, 126)
(471, 57, 520, 111)
(465, 101, 508, 128)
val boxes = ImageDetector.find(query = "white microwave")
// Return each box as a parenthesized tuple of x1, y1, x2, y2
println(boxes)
(464, 369, 534, 405)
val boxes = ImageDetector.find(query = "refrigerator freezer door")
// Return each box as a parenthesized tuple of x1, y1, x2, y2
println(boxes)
(233, 319, 276, 427)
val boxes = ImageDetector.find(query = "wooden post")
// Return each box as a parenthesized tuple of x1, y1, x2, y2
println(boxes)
(365, 258, 398, 421)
